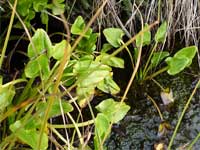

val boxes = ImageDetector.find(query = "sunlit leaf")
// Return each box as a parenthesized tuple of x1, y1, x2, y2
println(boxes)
(101, 43, 113, 53)
(25, 59, 40, 78)
(165, 46, 197, 75)
(103, 28, 124, 48)
(25, 54, 50, 79)
(0, 85, 15, 113)
(28, 29, 52, 58)
(136, 24, 151, 47)
(165, 57, 189, 75)
(77, 85, 95, 108)
(97, 53, 124, 68)
(10, 120, 48, 150)
(51, 40, 66, 60)
(52, 0, 65, 15)
(74, 60, 111, 87)
(95, 98, 130, 123)
(155, 21, 167, 43)
(71, 16, 92, 38)
(97, 76, 120, 94)
(174, 46, 197, 67)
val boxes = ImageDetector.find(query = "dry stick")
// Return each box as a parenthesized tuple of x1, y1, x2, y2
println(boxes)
(0, 0, 18, 69)
(37, 0, 109, 149)
(168, 79, 200, 149)
(147, 94, 164, 121)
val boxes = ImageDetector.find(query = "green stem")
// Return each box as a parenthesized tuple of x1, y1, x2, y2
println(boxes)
(188, 132, 200, 149)
(143, 42, 158, 78)
(49, 126, 69, 146)
(145, 66, 168, 80)
(67, 112, 84, 145)
(48, 119, 94, 129)
(0, 0, 18, 69)
(168, 79, 200, 149)
(121, 40, 134, 68)
(2, 79, 27, 88)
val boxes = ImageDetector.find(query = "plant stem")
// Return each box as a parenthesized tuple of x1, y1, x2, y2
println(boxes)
(121, 40, 134, 68)
(188, 132, 200, 149)
(147, 94, 164, 121)
(50, 126, 69, 146)
(145, 66, 168, 80)
(151, 78, 166, 91)
(168, 79, 200, 149)
(67, 112, 84, 145)
(2, 79, 27, 88)
(0, 0, 18, 69)
(143, 42, 158, 78)
(48, 119, 94, 129)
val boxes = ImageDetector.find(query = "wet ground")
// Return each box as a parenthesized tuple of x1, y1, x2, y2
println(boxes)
(105, 68, 200, 149)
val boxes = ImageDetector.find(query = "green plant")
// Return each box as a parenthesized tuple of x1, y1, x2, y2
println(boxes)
(9, 0, 65, 27)
(0, 14, 130, 149)
(133, 21, 198, 81)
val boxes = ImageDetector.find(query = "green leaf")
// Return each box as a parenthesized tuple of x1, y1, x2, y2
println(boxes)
(0, 85, 15, 113)
(77, 85, 95, 108)
(95, 98, 130, 123)
(17, 0, 32, 16)
(62, 61, 76, 86)
(28, 29, 52, 58)
(94, 113, 110, 150)
(25, 54, 50, 80)
(174, 46, 197, 66)
(25, 59, 40, 78)
(10, 120, 48, 150)
(77, 33, 99, 53)
(52, 0, 65, 15)
(136, 24, 151, 47)
(101, 43, 113, 53)
(165, 46, 198, 75)
(33, 0, 48, 12)
(74, 60, 111, 87)
(97, 53, 124, 68)
(71, 16, 91, 38)
(37, 55, 50, 80)
(37, 100, 73, 118)
(150, 51, 169, 68)
(103, 28, 124, 48)
(165, 57, 190, 75)
(97, 76, 120, 94)
(51, 40, 66, 60)
(155, 21, 167, 43)
(41, 12, 49, 25)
